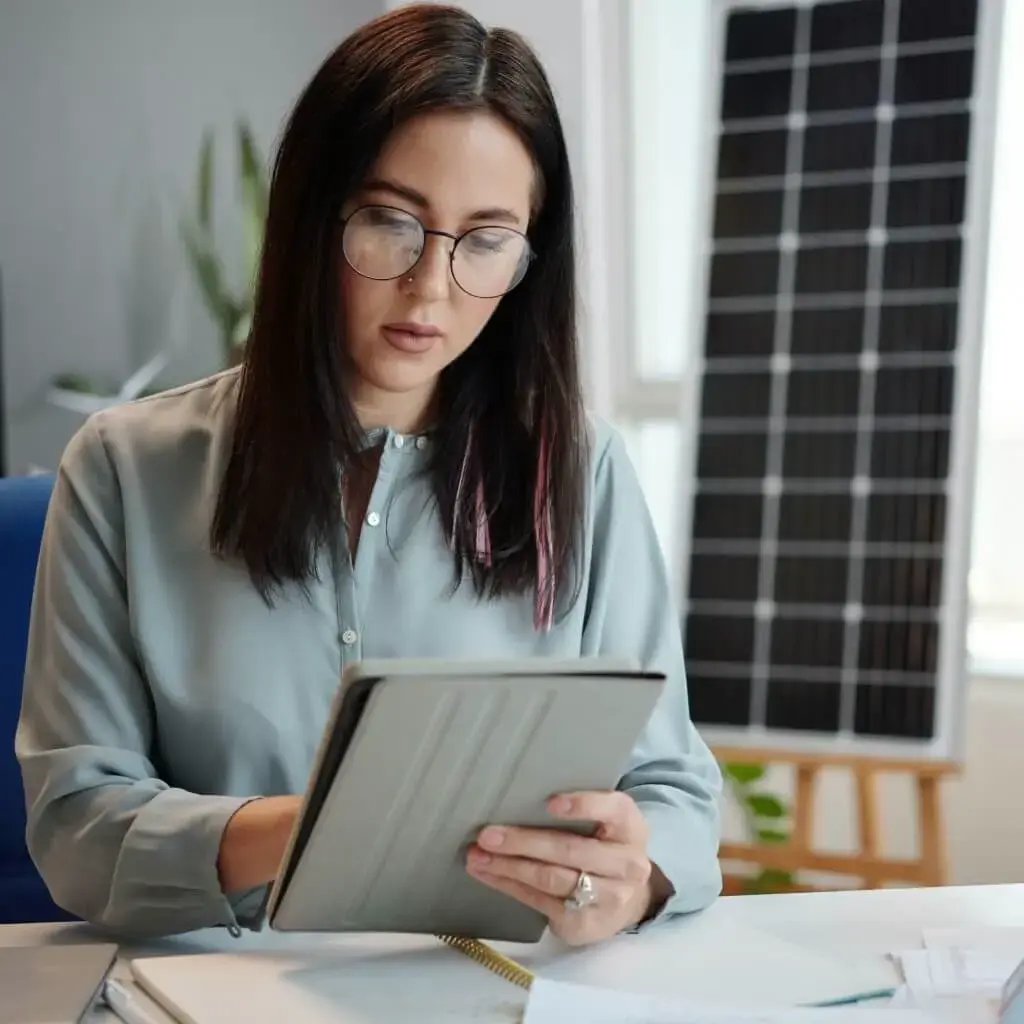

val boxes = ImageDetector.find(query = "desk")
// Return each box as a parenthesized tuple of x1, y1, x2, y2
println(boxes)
(3, 884, 1022, 1021)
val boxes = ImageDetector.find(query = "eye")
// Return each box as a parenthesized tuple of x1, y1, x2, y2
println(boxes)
(463, 230, 512, 254)
(364, 207, 418, 233)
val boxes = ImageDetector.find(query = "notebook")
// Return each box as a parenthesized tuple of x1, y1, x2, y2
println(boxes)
(129, 919, 900, 1023)
(0, 943, 117, 1024)
(131, 936, 526, 1024)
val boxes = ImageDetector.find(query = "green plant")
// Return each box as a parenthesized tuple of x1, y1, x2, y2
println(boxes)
(722, 762, 797, 894)
(180, 120, 269, 366)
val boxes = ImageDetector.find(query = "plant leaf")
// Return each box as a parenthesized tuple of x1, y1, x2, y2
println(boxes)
(748, 868, 795, 894)
(231, 306, 252, 349)
(724, 763, 766, 785)
(747, 794, 786, 818)
(52, 372, 107, 395)
(181, 219, 228, 322)
(238, 122, 268, 216)
(238, 121, 268, 290)
(198, 130, 214, 231)
(757, 828, 789, 845)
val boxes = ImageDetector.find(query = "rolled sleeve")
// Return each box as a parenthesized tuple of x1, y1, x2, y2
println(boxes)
(15, 415, 259, 938)
(582, 426, 723, 924)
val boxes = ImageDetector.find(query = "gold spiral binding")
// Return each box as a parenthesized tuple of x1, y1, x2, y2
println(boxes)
(435, 934, 535, 991)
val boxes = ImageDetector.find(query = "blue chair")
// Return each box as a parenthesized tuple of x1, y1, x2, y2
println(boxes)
(0, 473, 72, 922)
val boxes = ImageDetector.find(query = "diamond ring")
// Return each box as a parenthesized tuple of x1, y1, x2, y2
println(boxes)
(564, 869, 598, 911)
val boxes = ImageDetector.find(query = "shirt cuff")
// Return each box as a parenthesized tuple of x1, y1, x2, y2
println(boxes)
(630, 799, 723, 930)
(107, 791, 261, 937)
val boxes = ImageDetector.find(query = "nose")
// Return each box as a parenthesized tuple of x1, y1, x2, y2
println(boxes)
(405, 233, 453, 301)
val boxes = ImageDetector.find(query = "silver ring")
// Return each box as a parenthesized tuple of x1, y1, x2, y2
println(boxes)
(563, 869, 598, 911)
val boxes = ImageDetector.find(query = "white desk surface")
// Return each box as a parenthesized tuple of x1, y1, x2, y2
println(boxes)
(3, 883, 1022, 1021)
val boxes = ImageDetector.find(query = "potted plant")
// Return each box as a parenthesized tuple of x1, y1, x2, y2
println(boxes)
(49, 119, 268, 410)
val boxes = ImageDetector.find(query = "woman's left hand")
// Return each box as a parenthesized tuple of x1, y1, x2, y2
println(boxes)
(465, 791, 661, 946)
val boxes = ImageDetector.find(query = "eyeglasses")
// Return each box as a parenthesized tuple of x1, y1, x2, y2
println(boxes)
(340, 204, 535, 299)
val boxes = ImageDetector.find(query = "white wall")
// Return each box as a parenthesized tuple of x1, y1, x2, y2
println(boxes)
(0, 0, 380, 472)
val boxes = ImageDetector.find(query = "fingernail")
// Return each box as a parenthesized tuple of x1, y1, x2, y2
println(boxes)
(479, 826, 505, 848)
(469, 849, 492, 867)
(549, 796, 572, 815)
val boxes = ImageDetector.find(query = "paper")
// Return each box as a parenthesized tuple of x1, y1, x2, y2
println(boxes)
(894, 949, 1010, 998)
(515, 917, 898, 1010)
(523, 979, 937, 1024)
(892, 928, 1024, 1000)
(924, 929, 1024, 957)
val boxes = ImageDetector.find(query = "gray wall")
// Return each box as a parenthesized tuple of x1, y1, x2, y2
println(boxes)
(0, 0, 381, 472)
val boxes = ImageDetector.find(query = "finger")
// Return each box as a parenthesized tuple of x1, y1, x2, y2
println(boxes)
(549, 878, 641, 946)
(467, 866, 564, 921)
(467, 850, 580, 898)
(474, 827, 650, 883)
(548, 791, 649, 844)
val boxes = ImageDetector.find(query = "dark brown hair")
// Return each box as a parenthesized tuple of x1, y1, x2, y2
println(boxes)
(212, 4, 585, 628)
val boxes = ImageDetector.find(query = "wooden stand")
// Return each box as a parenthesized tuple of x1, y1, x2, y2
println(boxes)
(715, 747, 960, 894)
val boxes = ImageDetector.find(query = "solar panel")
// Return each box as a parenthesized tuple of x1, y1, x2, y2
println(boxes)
(681, 0, 999, 756)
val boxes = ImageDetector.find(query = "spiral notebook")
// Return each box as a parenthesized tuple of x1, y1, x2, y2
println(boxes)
(129, 935, 535, 1024)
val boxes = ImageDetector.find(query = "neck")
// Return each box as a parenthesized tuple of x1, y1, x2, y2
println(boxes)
(351, 380, 437, 436)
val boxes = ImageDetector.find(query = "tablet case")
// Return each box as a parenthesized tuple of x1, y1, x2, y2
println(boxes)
(266, 658, 664, 942)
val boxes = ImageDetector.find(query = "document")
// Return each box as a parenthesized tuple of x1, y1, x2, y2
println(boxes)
(892, 928, 1024, 1001)
(523, 979, 938, 1024)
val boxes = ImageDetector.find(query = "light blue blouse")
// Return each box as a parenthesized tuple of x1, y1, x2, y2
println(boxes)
(16, 367, 722, 938)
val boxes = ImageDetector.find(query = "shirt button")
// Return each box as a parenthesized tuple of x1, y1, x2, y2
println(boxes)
(342, 629, 358, 646)
(415, 436, 427, 450)
(366, 511, 381, 527)
(393, 434, 405, 449)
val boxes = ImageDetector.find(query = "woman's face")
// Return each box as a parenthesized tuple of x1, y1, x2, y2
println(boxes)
(340, 109, 536, 424)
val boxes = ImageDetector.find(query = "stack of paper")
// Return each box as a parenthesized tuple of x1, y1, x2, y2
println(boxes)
(886, 926, 1024, 1024)
(894, 947, 1020, 999)
(892, 927, 1024, 1001)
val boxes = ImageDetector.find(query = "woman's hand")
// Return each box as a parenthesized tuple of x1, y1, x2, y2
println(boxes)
(217, 795, 303, 894)
(465, 791, 670, 946)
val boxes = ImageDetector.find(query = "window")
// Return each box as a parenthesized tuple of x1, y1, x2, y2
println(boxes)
(967, 0, 1024, 675)
(616, 0, 1023, 675)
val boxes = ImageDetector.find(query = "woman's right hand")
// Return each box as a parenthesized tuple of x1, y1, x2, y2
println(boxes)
(217, 795, 303, 894)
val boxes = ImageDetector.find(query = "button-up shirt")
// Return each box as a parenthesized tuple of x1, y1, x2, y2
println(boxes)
(16, 367, 722, 938)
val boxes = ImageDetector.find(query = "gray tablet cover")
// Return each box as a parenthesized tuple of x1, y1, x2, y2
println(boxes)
(267, 658, 664, 942)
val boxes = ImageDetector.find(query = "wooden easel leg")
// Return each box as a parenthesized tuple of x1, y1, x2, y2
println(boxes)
(792, 765, 818, 853)
(918, 775, 947, 886)
(855, 768, 880, 888)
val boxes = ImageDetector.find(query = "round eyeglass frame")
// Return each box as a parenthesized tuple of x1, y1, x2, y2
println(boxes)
(339, 204, 536, 299)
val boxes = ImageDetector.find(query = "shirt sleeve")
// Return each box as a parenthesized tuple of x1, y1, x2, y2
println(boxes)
(581, 425, 723, 920)
(15, 414, 262, 938)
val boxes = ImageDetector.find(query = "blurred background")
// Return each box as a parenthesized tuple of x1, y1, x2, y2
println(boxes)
(1, 0, 1021, 896)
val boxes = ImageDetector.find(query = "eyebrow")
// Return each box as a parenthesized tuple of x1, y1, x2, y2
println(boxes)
(359, 177, 523, 226)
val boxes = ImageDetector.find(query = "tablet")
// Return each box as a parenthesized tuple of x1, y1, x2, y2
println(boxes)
(266, 658, 664, 942)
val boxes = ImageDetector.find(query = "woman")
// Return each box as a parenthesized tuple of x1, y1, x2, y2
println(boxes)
(16, 4, 721, 945)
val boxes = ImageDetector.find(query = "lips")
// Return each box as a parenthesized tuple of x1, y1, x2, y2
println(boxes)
(381, 321, 443, 354)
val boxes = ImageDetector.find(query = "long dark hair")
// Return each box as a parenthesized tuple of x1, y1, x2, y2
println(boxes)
(212, 4, 586, 629)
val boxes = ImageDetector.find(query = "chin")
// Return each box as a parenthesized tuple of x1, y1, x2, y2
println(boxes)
(359, 354, 443, 397)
